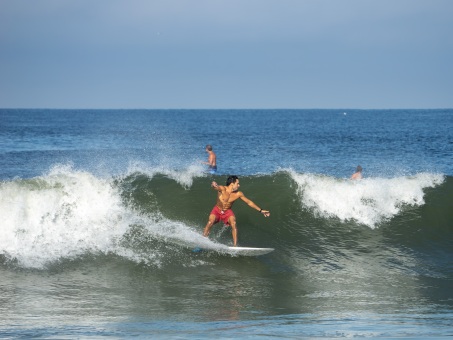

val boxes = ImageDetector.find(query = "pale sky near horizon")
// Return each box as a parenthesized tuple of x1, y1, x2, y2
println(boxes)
(1, 0, 452, 109)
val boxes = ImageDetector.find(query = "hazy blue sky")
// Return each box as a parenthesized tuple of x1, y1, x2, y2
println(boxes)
(1, 0, 452, 109)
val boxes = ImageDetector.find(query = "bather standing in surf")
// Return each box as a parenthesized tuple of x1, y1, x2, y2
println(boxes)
(203, 144, 217, 174)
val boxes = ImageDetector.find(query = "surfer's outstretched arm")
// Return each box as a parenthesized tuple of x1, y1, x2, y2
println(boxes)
(239, 193, 270, 217)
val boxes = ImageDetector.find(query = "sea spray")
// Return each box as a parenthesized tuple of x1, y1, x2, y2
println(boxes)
(290, 171, 444, 228)
(125, 161, 207, 188)
(0, 165, 133, 268)
(0, 164, 227, 269)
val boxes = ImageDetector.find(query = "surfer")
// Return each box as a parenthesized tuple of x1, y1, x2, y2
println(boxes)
(351, 165, 363, 180)
(203, 144, 217, 174)
(203, 175, 270, 246)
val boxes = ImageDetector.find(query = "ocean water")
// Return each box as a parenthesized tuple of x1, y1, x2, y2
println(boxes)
(0, 109, 452, 338)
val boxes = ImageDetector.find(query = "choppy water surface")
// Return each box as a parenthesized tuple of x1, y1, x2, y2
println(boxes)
(0, 109, 452, 338)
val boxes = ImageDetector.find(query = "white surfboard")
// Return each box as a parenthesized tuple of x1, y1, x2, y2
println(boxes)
(226, 246, 274, 256)
(193, 246, 274, 256)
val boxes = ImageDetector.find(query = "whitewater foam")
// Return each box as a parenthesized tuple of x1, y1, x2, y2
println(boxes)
(290, 171, 444, 228)
(125, 161, 206, 188)
(0, 164, 212, 269)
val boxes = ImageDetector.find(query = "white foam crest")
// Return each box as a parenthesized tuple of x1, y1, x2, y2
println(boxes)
(290, 171, 444, 228)
(0, 165, 136, 268)
(0, 164, 219, 268)
(125, 161, 206, 188)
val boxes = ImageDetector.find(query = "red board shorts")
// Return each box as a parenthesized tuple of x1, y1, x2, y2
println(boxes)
(210, 206, 235, 226)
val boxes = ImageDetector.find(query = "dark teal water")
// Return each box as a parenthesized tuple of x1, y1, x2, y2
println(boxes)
(0, 109, 452, 338)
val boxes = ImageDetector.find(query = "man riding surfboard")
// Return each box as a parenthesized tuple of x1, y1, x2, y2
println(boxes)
(203, 175, 270, 246)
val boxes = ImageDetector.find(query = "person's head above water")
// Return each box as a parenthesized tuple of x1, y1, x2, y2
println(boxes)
(226, 175, 239, 186)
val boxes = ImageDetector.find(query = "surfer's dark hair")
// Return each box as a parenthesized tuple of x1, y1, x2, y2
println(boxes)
(226, 175, 239, 186)
(206, 145, 213, 151)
